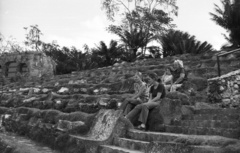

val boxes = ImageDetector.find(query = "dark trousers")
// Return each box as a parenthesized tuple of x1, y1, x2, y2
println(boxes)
(120, 98, 142, 116)
(126, 101, 160, 125)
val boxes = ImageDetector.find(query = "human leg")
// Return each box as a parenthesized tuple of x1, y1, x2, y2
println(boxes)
(125, 104, 143, 122)
(120, 98, 142, 116)
(170, 84, 182, 92)
(138, 101, 160, 125)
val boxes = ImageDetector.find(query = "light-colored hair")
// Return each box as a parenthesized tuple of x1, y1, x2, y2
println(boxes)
(133, 71, 143, 82)
(174, 59, 184, 68)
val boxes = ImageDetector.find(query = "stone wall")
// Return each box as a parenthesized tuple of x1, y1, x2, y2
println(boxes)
(0, 52, 55, 81)
(208, 69, 240, 108)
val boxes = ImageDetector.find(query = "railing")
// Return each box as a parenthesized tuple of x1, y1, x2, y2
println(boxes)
(216, 48, 240, 77)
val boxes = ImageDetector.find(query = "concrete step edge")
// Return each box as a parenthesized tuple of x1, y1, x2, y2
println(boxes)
(99, 145, 144, 153)
(127, 129, 239, 145)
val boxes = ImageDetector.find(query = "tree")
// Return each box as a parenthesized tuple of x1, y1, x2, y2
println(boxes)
(101, 0, 177, 22)
(111, 27, 154, 60)
(102, 0, 177, 59)
(92, 40, 123, 66)
(0, 33, 23, 53)
(210, 0, 240, 48)
(101, 0, 177, 32)
(160, 30, 215, 57)
(24, 25, 43, 51)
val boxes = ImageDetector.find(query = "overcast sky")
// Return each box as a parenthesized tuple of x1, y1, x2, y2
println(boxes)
(0, 0, 227, 50)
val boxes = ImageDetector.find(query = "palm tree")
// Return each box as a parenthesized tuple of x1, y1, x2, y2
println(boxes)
(113, 27, 154, 61)
(92, 40, 123, 66)
(160, 30, 215, 57)
(210, 0, 240, 48)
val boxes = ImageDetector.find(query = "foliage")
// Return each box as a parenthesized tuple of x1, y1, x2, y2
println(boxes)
(92, 40, 123, 66)
(43, 42, 96, 74)
(102, 0, 178, 59)
(101, 0, 178, 22)
(0, 33, 23, 53)
(210, 0, 240, 48)
(160, 30, 215, 57)
(148, 46, 161, 58)
(126, 8, 175, 35)
(24, 25, 43, 51)
(109, 26, 155, 61)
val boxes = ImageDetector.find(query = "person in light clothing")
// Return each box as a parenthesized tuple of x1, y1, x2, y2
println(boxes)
(163, 59, 186, 92)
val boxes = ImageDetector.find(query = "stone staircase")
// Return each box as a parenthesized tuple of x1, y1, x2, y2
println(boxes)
(0, 51, 240, 152)
(98, 108, 240, 153)
(166, 108, 240, 139)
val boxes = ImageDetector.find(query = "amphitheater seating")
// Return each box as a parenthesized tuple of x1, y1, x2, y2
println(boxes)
(0, 52, 240, 153)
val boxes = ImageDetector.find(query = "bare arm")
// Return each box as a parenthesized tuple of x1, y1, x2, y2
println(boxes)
(132, 86, 145, 99)
(174, 73, 185, 84)
(148, 93, 152, 101)
(148, 92, 162, 103)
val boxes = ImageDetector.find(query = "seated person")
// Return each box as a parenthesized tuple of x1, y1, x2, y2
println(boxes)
(161, 67, 173, 85)
(164, 59, 186, 92)
(125, 73, 166, 130)
(120, 72, 150, 116)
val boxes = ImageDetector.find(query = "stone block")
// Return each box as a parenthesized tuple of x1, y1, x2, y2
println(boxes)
(182, 127, 188, 134)
(213, 120, 221, 128)
(196, 127, 205, 135)
(221, 120, 230, 128)
(57, 120, 85, 131)
(147, 142, 192, 153)
(28, 117, 39, 127)
(166, 92, 190, 105)
(222, 129, 240, 139)
(181, 120, 189, 127)
(146, 98, 182, 132)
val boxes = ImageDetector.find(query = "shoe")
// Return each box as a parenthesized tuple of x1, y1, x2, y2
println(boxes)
(136, 124, 146, 130)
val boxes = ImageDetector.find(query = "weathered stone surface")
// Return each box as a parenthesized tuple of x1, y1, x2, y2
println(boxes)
(146, 141, 193, 153)
(57, 120, 85, 131)
(181, 105, 194, 116)
(0, 132, 57, 153)
(194, 102, 220, 110)
(0, 52, 240, 153)
(0, 52, 55, 81)
(208, 69, 240, 108)
(166, 92, 190, 105)
(184, 76, 208, 91)
(87, 109, 122, 140)
(146, 98, 182, 131)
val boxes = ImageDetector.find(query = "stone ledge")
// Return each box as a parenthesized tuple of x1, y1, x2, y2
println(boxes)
(208, 69, 240, 81)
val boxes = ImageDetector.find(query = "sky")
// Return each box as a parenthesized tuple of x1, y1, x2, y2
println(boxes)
(0, 0, 227, 50)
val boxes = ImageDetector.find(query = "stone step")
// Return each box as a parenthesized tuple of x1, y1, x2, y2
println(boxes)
(165, 125, 240, 139)
(182, 113, 240, 121)
(114, 137, 149, 152)
(190, 145, 223, 153)
(172, 119, 240, 129)
(146, 141, 222, 153)
(0, 132, 58, 153)
(127, 129, 184, 142)
(98, 145, 144, 153)
(127, 129, 240, 146)
(194, 108, 240, 115)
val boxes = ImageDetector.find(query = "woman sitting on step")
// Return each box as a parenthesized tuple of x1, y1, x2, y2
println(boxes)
(120, 72, 150, 116)
(125, 73, 166, 130)
(163, 59, 186, 92)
